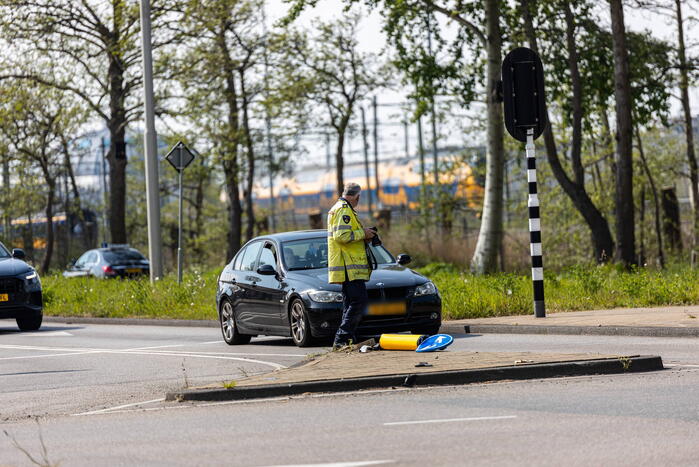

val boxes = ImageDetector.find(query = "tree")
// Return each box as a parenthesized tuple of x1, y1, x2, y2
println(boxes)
(609, 0, 636, 267)
(172, 0, 267, 259)
(0, 0, 177, 245)
(0, 82, 83, 273)
(518, 0, 615, 262)
(286, 0, 506, 273)
(278, 13, 382, 197)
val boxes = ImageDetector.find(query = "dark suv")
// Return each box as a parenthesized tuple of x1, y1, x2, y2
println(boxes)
(63, 245, 150, 278)
(0, 242, 43, 331)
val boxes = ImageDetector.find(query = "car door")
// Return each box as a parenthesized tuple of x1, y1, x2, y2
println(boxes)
(64, 251, 93, 277)
(250, 241, 287, 332)
(235, 241, 264, 331)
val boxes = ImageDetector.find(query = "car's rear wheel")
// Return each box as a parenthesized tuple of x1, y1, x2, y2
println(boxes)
(289, 299, 314, 347)
(220, 298, 251, 345)
(16, 312, 42, 331)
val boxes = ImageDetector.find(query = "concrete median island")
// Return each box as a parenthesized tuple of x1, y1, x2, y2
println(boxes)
(166, 349, 664, 402)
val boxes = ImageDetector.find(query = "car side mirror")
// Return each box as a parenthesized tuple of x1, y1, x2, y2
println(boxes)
(12, 248, 26, 260)
(257, 264, 278, 276)
(397, 254, 411, 265)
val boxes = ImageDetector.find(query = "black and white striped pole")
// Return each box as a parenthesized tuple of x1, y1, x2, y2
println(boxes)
(502, 47, 548, 318)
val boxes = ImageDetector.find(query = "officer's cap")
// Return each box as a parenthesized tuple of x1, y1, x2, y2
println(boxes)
(343, 182, 361, 196)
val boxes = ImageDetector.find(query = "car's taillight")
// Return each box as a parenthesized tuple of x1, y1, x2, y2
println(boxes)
(102, 265, 116, 275)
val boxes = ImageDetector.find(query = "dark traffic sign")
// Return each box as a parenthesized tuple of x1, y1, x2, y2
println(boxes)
(165, 141, 195, 171)
(502, 47, 548, 142)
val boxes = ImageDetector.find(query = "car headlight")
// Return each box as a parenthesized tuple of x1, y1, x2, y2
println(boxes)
(414, 281, 437, 297)
(308, 290, 343, 303)
(22, 271, 40, 285)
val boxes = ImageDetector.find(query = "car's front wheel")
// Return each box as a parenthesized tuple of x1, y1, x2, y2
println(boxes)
(17, 312, 42, 331)
(220, 298, 251, 345)
(289, 299, 314, 347)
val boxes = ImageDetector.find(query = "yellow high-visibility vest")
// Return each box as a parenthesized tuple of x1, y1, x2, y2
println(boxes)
(327, 198, 371, 283)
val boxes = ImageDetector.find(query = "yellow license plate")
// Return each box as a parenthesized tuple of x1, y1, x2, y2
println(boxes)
(368, 302, 406, 316)
(0, 294, 8, 302)
(126, 268, 141, 274)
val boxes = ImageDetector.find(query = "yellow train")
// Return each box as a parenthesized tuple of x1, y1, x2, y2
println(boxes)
(254, 154, 484, 216)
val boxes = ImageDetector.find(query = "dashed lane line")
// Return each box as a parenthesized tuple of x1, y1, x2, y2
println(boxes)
(383, 415, 517, 426)
(261, 461, 394, 467)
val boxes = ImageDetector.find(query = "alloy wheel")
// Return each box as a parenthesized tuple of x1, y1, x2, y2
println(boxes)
(290, 301, 306, 343)
(221, 301, 235, 342)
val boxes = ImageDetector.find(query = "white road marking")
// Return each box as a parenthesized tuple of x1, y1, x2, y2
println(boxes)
(383, 415, 517, 426)
(73, 398, 165, 416)
(23, 331, 73, 337)
(0, 343, 288, 368)
(261, 461, 393, 467)
(663, 364, 699, 368)
(137, 349, 307, 358)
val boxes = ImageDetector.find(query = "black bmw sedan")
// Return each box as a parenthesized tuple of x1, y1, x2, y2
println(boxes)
(0, 242, 43, 331)
(216, 230, 441, 347)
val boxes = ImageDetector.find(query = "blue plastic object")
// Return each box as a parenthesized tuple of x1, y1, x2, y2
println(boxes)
(415, 334, 453, 352)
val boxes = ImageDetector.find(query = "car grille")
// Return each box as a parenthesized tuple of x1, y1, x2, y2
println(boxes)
(0, 278, 22, 293)
(367, 286, 411, 301)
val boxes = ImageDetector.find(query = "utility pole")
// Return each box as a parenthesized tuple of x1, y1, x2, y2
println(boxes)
(372, 96, 381, 208)
(403, 119, 410, 158)
(427, 17, 440, 228)
(139, 0, 163, 281)
(361, 107, 374, 217)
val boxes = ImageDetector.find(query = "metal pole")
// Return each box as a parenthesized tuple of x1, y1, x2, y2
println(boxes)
(139, 0, 163, 281)
(177, 161, 183, 284)
(361, 107, 373, 218)
(403, 120, 409, 158)
(417, 116, 426, 203)
(372, 96, 381, 208)
(427, 17, 440, 230)
(526, 129, 545, 317)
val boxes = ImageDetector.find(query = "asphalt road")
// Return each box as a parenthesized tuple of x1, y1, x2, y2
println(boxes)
(2, 322, 699, 466)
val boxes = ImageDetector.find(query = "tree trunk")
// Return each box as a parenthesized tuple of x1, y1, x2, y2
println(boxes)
(636, 127, 664, 268)
(219, 28, 242, 260)
(609, 0, 636, 267)
(675, 0, 699, 248)
(105, 3, 128, 244)
(240, 71, 256, 241)
(520, 0, 615, 262)
(41, 179, 55, 274)
(471, 0, 504, 274)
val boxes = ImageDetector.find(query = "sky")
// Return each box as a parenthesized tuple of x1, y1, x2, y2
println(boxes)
(264, 0, 699, 169)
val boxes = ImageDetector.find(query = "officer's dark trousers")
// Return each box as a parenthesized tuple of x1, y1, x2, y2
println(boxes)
(334, 279, 368, 345)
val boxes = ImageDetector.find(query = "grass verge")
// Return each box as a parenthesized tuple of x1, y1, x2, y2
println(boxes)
(42, 269, 219, 320)
(41, 263, 699, 321)
(419, 262, 699, 320)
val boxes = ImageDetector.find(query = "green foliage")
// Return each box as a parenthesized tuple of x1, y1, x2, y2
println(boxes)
(43, 269, 220, 320)
(419, 262, 699, 320)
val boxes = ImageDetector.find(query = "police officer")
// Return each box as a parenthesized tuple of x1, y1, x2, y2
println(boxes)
(327, 182, 376, 348)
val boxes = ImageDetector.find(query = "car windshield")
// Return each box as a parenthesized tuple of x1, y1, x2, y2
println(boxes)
(282, 237, 395, 271)
(103, 250, 146, 263)
(0, 243, 9, 258)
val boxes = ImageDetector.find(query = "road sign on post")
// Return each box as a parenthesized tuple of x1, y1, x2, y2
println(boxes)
(502, 47, 548, 318)
(165, 141, 196, 284)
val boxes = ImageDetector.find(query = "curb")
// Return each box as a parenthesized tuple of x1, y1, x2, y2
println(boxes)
(43, 316, 218, 328)
(165, 355, 663, 402)
(464, 324, 699, 338)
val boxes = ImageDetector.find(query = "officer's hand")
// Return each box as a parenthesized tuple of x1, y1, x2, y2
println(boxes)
(363, 228, 376, 239)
